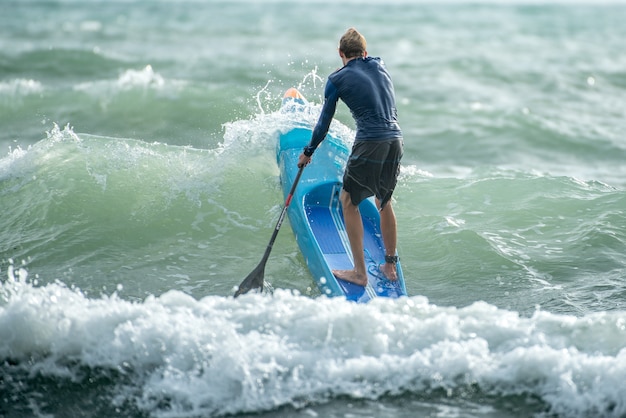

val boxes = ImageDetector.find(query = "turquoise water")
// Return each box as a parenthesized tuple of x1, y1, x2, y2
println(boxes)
(2, 1, 626, 417)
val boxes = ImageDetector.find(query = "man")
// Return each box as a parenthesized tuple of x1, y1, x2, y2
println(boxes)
(297, 27, 403, 286)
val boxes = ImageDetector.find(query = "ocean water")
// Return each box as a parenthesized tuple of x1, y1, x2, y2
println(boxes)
(1, 1, 626, 417)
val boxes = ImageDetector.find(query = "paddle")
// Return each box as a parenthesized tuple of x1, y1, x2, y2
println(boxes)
(234, 165, 305, 297)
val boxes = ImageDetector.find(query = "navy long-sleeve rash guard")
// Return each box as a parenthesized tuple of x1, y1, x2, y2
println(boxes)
(303, 56, 402, 157)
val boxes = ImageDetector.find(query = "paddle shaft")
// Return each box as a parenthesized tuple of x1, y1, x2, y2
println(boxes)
(261, 165, 305, 263)
(234, 165, 304, 297)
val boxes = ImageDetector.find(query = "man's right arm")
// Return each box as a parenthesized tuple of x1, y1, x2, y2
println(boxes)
(303, 80, 340, 156)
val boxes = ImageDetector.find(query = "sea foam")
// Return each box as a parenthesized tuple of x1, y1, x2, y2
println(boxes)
(2, 266, 625, 417)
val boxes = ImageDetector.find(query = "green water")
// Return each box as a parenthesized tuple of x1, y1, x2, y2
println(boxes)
(1, 2, 626, 417)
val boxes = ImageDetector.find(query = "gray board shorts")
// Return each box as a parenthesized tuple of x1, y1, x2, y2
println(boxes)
(342, 138, 403, 208)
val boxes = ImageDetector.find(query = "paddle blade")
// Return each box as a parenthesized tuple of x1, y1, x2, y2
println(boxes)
(234, 261, 265, 298)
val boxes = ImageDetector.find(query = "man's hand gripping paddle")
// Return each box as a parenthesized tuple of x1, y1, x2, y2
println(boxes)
(234, 165, 305, 297)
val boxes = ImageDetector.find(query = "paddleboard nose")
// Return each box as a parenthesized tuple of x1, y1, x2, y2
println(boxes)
(282, 88, 307, 106)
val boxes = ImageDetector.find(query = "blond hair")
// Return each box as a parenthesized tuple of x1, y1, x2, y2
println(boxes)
(339, 28, 366, 58)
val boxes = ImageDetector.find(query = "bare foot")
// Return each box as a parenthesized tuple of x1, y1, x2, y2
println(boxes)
(333, 269, 368, 286)
(380, 262, 398, 281)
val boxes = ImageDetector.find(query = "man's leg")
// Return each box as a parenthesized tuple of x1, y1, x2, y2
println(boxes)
(332, 190, 368, 286)
(377, 199, 398, 280)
